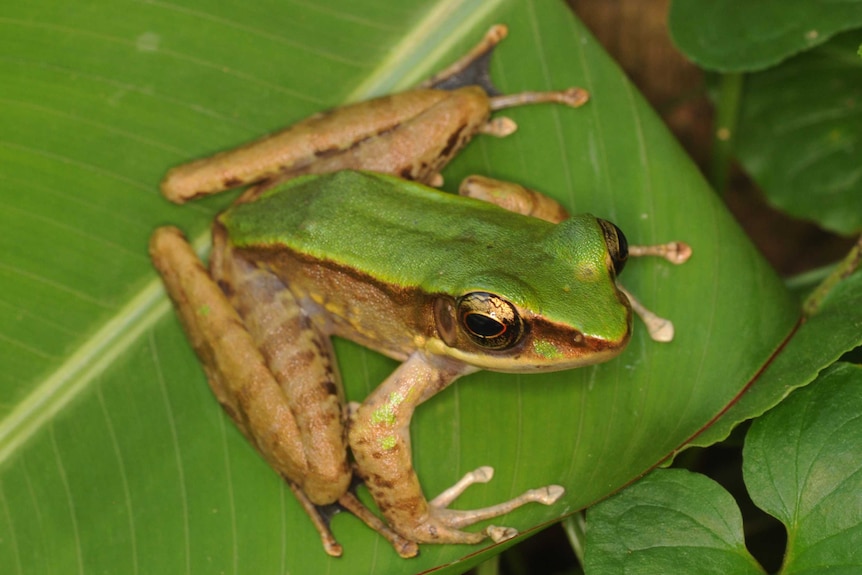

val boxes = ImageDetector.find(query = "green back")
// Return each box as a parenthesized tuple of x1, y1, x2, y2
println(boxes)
(221, 171, 628, 340)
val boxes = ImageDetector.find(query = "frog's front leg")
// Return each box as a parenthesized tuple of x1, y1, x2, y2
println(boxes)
(348, 353, 564, 545)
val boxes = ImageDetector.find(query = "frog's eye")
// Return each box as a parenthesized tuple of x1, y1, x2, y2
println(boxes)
(598, 219, 628, 275)
(457, 292, 524, 350)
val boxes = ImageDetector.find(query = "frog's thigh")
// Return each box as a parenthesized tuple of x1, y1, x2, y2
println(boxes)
(209, 229, 351, 505)
(458, 175, 569, 223)
(152, 228, 357, 556)
(150, 227, 309, 476)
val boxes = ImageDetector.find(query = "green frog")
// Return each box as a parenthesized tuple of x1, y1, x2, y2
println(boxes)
(150, 24, 690, 558)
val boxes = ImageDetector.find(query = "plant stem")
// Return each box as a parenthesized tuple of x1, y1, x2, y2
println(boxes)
(803, 235, 862, 317)
(562, 512, 587, 567)
(710, 72, 745, 195)
(475, 553, 500, 575)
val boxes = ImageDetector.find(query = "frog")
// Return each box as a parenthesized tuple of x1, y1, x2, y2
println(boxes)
(149, 24, 691, 558)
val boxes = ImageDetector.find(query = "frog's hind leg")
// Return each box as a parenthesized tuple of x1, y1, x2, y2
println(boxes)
(290, 482, 420, 557)
(150, 227, 341, 554)
(478, 87, 589, 139)
(337, 489, 419, 557)
(150, 226, 413, 557)
(279, 483, 341, 556)
(458, 175, 570, 223)
(420, 24, 508, 93)
(419, 24, 589, 136)
(149, 226, 308, 470)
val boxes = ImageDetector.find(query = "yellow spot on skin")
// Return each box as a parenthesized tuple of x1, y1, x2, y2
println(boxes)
(324, 301, 343, 316)
(378, 435, 398, 450)
(533, 339, 563, 359)
(197, 304, 211, 317)
(371, 392, 404, 426)
(574, 262, 600, 282)
(371, 404, 395, 426)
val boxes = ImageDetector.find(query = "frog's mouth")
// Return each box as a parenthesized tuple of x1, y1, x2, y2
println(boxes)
(433, 313, 632, 374)
(519, 317, 632, 372)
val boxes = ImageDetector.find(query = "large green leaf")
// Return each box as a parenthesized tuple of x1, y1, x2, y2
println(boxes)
(0, 0, 797, 573)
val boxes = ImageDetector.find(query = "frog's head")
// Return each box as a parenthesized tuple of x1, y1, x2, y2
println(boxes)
(429, 216, 633, 373)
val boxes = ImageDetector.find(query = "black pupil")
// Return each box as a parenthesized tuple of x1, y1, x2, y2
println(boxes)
(598, 219, 628, 275)
(464, 313, 505, 338)
(613, 223, 628, 262)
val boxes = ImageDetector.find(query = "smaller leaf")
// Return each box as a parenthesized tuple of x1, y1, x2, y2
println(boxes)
(689, 255, 862, 450)
(736, 31, 862, 235)
(744, 362, 862, 574)
(584, 469, 764, 575)
(669, 0, 862, 72)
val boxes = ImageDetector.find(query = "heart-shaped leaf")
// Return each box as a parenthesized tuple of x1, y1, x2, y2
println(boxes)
(744, 363, 862, 573)
(584, 468, 764, 575)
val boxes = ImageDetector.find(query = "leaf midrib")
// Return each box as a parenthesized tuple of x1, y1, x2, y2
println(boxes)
(0, 0, 504, 469)
(0, 277, 170, 467)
